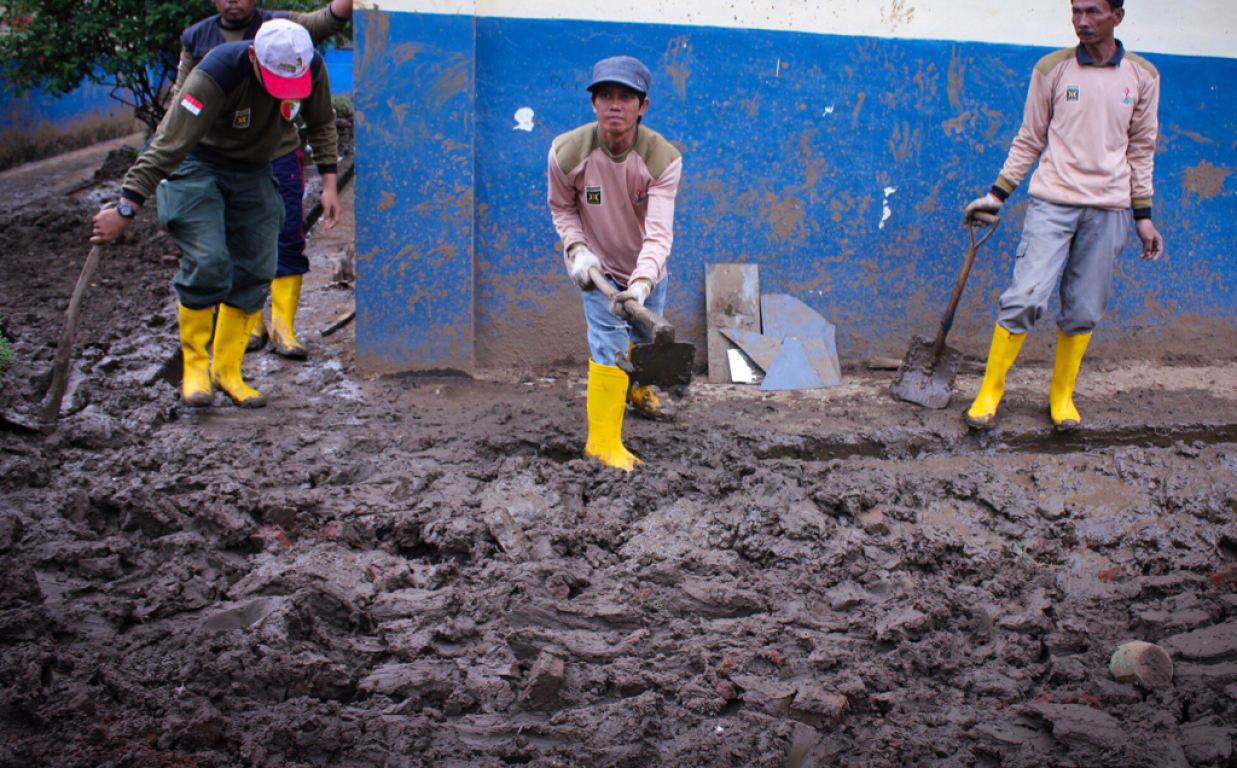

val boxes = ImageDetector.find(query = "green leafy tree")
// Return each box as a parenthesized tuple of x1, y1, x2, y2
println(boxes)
(0, 1, 327, 135)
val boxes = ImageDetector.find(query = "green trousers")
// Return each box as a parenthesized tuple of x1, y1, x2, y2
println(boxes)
(156, 149, 284, 313)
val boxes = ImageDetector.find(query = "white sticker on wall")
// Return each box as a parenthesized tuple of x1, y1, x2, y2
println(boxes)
(880, 186, 898, 230)
(514, 107, 535, 132)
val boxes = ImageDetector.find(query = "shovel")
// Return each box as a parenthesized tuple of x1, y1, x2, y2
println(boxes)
(39, 243, 104, 428)
(587, 266, 695, 389)
(889, 217, 1000, 409)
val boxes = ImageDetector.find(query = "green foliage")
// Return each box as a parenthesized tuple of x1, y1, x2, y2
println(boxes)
(331, 95, 352, 118)
(0, 320, 11, 375)
(0, 1, 349, 135)
(0, 1, 211, 133)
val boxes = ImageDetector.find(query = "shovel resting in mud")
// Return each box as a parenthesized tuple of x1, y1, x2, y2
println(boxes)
(587, 266, 695, 389)
(889, 216, 1000, 409)
(39, 243, 105, 428)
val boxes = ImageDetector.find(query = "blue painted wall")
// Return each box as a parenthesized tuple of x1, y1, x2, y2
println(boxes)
(354, 11, 475, 374)
(357, 11, 1237, 373)
(322, 47, 353, 96)
(0, 78, 125, 134)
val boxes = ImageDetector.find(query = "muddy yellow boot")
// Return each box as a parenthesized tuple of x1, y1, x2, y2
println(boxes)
(1050, 330, 1092, 433)
(269, 274, 308, 360)
(965, 324, 1026, 430)
(627, 384, 675, 421)
(211, 304, 266, 408)
(585, 360, 641, 472)
(178, 305, 214, 407)
(247, 312, 269, 352)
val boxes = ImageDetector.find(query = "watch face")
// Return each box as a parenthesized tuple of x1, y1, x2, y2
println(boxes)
(117, 201, 135, 218)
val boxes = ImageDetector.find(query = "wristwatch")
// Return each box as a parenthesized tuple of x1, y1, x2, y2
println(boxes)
(116, 200, 137, 219)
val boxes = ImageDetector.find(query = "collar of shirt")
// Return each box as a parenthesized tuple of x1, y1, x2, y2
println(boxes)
(1076, 39, 1126, 67)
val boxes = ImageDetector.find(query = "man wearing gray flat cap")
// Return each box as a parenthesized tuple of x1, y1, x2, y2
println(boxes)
(548, 55, 684, 472)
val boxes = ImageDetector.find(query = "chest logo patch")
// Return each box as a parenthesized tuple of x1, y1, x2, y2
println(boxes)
(280, 99, 302, 122)
(180, 94, 204, 116)
(1123, 87, 1133, 106)
(233, 108, 251, 129)
(634, 189, 647, 206)
(1066, 85, 1080, 102)
(586, 186, 602, 206)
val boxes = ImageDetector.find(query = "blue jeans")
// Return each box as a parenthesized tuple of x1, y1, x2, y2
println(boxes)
(272, 149, 309, 278)
(581, 276, 668, 367)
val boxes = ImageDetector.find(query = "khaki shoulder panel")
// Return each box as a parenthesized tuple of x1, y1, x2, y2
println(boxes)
(1125, 52, 1160, 80)
(1033, 48, 1076, 77)
(552, 123, 600, 175)
(632, 127, 683, 180)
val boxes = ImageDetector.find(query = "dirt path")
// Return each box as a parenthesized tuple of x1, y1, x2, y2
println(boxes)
(1, 141, 1236, 768)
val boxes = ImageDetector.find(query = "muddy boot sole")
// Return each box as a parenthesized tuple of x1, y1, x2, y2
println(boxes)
(246, 332, 268, 353)
(223, 393, 267, 409)
(182, 392, 214, 408)
(271, 339, 308, 360)
(964, 412, 998, 431)
(1052, 416, 1082, 433)
(629, 405, 675, 422)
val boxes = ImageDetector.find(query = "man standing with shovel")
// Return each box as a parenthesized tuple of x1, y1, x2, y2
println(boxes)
(962, 0, 1163, 432)
(91, 20, 339, 409)
(548, 56, 683, 471)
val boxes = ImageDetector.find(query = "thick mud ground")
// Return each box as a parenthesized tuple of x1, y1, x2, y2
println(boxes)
(2, 144, 1237, 768)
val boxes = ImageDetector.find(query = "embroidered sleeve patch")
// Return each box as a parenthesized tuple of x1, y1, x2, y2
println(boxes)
(181, 94, 204, 116)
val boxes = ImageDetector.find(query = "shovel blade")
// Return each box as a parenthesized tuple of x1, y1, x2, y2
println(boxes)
(888, 335, 962, 409)
(628, 340, 696, 389)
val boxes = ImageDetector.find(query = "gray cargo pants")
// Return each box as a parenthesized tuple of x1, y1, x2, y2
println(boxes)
(997, 197, 1133, 335)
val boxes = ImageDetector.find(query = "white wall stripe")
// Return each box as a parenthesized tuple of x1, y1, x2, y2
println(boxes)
(358, 0, 1237, 60)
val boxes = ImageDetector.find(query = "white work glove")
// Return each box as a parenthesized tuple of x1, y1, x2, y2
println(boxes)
(568, 245, 601, 290)
(610, 279, 651, 321)
(964, 193, 1002, 227)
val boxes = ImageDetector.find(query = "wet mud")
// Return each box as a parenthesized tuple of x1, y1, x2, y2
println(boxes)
(2, 143, 1237, 768)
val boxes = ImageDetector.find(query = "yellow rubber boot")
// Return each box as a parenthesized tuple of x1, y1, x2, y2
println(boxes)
(269, 274, 308, 359)
(627, 384, 675, 421)
(178, 305, 215, 407)
(965, 324, 1027, 430)
(247, 312, 269, 352)
(1050, 330, 1092, 432)
(585, 360, 641, 472)
(211, 304, 266, 408)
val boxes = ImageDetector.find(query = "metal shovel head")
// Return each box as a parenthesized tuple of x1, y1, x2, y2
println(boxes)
(888, 334, 963, 409)
(627, 339, 696, 389)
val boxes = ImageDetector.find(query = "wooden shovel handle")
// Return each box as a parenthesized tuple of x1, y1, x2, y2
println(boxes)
(40, 245, 103, 425)
(587, 266, 675, 341)
(930, 219, 1001, 358)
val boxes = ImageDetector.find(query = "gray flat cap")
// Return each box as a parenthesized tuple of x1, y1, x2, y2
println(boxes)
(587, 56, 652, 95)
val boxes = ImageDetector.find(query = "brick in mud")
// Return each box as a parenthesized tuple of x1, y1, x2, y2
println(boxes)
(0, 514, 22, 551)
(521, 651, 565, 710)
(250, 526, 292, 551)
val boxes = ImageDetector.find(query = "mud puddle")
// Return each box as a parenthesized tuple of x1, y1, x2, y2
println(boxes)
(2, 140, 1237, 768)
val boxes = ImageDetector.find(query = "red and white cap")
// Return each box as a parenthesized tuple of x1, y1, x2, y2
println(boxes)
(254, 18, 313, 99)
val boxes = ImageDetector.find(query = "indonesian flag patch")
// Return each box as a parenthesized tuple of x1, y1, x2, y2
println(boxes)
(280, 99, 301, 122)
(180, 94, 203, 116)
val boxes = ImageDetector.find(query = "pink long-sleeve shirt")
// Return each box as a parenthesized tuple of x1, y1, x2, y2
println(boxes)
(548, 123, 683, 287)
(993, 43, 1160, 218)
